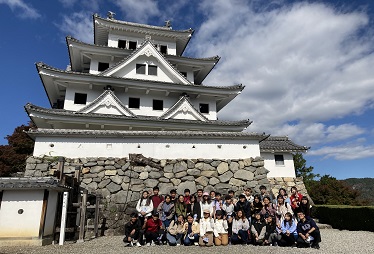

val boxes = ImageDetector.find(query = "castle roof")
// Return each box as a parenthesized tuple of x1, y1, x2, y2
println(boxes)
(0, 177, 72, 191)
(259, 136, 309, 152)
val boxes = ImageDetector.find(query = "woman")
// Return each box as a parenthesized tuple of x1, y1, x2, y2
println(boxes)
(136, 190, 154, 225)
(251, 194, 263, 217)
(231, 210, 250, 245)
(260, 196, 277, 218)
(278, 212, 297, 247)
(187, 195, 201, 221)
(235, 194, 251, 220)
(183, 214, 200, 246)
(251, 212, 266, 245)
(199, 209, 215, 247)
(296, 196, 311, 218)
(157, 195, 175, 229)
(276, 194, 293, 225)
(166, 215, 185, 246)
(175, 195, 187, 219)
(200, 192, 214, 217)
(278, 188, 291, 204)
(264, 215, 278, 246)
(213, 210, 229, 246)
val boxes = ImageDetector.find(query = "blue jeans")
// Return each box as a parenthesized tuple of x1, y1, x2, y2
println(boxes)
(167, 232, 183, 245)
(162, 219, 171, 229)
(231, 229, 249, 244)
(184, 233, 199, 246)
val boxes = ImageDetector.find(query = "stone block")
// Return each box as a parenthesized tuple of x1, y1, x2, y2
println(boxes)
(26, 163, 36, 170)
(181, 176, 195, 181)
(130, 184, 145, 192)
(144, 165, 152, 172)
(209, 177, 220, 185)
(98, 188, 111, 199)
(175, 171, 187, 178)
(110, 175, 123, 185)
(234, 170, 254, 181)
(90, 166, 104, 173)
(82, 178, 92, 184)
(121, 162, 131, 170)
(124, 171, 139, 178)
(35, 163, 49, 171)
(98, 179, 111, 189)
(173, 161, 187, 173)
(159, 183, 174, 195)
(105, 160, 115, 165)
(204, 185, 215, 193)
(210, 160, 221, 167)
(121, 183, 130, 190)
(106, 182, 121, 193)
(187, 169, 200, 176)
(201, 171, 217, 177)
(171, 179, 181, 186)
(97, 160, 105, 166)
(164, 164, 173, 173)
(176, 181, 196, 195)
(24, 170, 35, 177)
(133, 166, 144, 173)
(229, 162, 239, 173)
(149, 171, 162, 179)
(252, 160, 264, 167)
(217, 162, 229, 174)
(187, 159, 195, 169)
(164, 173, 174, 179)
(84, 173, 98, 178)
(112, 191, 129, 204)
(238, 161, 245, 169)
(159, 177, 170, 183)
(145, 179, 159, 188)
(218, 171, 233, 183)
(195, 176, 209, 186)
(117, 169, 125, 176)
(130, 179, 143, 185)
(87, 182, 98, 191)
(229, 178, 246, 187)
(243, 158, 252, 166)
(160, 159, 167, 167)
(105, 165, 116, 170)
(82, 167, 90, 174)
(83, 162, 97, 167)
(139, 172, 149, 180)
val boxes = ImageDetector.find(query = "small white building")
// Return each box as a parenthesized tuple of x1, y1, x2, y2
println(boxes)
(0, 177, 71, 246)
(25, 13, 307, 178)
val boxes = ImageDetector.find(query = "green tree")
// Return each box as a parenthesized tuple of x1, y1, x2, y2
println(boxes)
(293, 152, 319, 183)
(0, 122, 35, 177)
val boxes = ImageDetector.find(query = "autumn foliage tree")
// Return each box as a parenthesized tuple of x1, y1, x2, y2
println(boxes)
(0, 122, 35, 177)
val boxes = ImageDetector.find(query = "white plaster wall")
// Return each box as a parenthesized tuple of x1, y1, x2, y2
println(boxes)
(261, 152, 296, 178)
(64, 86, 102, 111)
(33, 136, 260, 159)
(0, 190, 44, 237)
(43, 191, 58, 236)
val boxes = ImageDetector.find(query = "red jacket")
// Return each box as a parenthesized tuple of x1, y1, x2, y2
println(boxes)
(145, 218, 162, 233)
(290, 192, 303, 210)
(151, 195, 164, 209)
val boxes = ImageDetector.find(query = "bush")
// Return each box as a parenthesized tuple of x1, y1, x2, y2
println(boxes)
(313, 205, 374, 232)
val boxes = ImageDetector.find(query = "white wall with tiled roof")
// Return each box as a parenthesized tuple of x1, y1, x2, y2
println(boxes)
(261, 152, 296, 177)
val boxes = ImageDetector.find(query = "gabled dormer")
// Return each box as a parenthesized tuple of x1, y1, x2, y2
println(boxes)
(100, 40, 191, 84)
(160, 95, 208, 121)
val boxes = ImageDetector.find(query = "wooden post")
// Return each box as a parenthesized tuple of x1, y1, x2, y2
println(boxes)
(57, 157, 65, 184)
(59, 191, 69, 245)
(78, 190, 88, 243)
(94, 195, 101, 238)
(74, 166, 81, 240)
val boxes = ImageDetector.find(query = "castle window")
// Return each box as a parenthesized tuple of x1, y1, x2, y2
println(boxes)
(98, 62, 109, 71)
(148, 65, 158, 76)
(74, 93, 87, 105)
(275, 155, 285, 166)
(181, 72, 187, 78)
(129, 97, 140, 109)
(118, 39, 127, 49)
(129, 41, 137, 50)
(136, 64, 146, 74)
(199, 103, 209, 114)
(160, 45, 167, 54)
(153, 99, 163, 110)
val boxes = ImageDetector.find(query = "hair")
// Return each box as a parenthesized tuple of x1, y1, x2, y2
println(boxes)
(239, 194, 246, 200)
(224, 195, 232, 201)
(210, 190, 216, 194)
(263, 196, 271, 203)
(153, 186, 159, 191)
(140, 190, 151, 206)
(177, 194, 184, 203)
(291, 186, 297, 192)
(164, 194, 171, 202)
(197, 188, 203, 193)
(254, 194, 261, 202)
(228, 190, 235, 194)
(259, 185, 266, 190)
(235, 209, 246, 220)
(283, 212, 293, 227)
(176, 214, 184, 225)
(300, 196, 311, 216)
(190, 195, 196, 203)
(130, 212, 138, 218)
(170, 189, 177, 194)
(202, 194, 212, 204)
(184, 188, 190, 193)
(215, 192, 221, 197)
(278, 188, 287, 196)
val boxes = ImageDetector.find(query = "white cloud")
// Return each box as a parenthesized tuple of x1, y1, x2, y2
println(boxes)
(189, 1, 374, 158)
(59, 0, 76, 8)
(0, 0, 40, 19)
(308, 144, 374, 160)
(58, 11, 93, 43)
(111, 0, 160, 23)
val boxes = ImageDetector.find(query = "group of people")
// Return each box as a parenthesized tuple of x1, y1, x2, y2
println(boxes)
(123, 185, 321, 249)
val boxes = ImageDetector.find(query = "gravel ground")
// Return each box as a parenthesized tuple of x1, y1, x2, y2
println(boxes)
(1, 229, 373, 254)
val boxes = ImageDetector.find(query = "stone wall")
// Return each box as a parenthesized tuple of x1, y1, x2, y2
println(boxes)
(24, 156, 309, 235)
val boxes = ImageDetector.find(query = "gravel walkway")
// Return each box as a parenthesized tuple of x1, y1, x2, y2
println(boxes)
(1, 229, 373, 254)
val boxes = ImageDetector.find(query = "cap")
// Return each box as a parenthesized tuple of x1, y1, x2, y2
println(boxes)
(203, 192, 209, 196)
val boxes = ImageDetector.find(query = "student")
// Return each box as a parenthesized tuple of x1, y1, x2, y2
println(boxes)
(150, 186, 164, 211)
(123, 213, 142, 247)
(166, 215, 185, 246)
(143, 211, 163, 246)
(136, 191, 154, 225)
(296, 196, 311, 218)
(231, 210, 250, 245)
(222, 195, 235, 236)
(175, 195, 187, 219)
(213, 192, 222, 217)
(213, 210, 229, 246)
(251, 212, 266, 245)
(157, 194, 175, 229)
(278, 188, 291, 204)
(196, 189, 204, 203)
(251, 194, 263, 217)
(243, 187, 254, 203)
(235, 194, 252, 220)
(263, 215, 278, 246)
(200, 192, 214, 217)
(276, 194, 293, 225)
(210, 190, 216, 201)
(259, 185, 270, 202)
(278, 212, 297, 247)
(170, 189, 177, 203)
(290, 187, 303, 213)
(296, 211, 321, 249)
(183, 214, 200, 246)
(227, 190, 238, 205)
(183, 189, 191, 205)
(199, 209, 215, 247)
(187, 195, 201, 220)
(260, 196, 277, 218)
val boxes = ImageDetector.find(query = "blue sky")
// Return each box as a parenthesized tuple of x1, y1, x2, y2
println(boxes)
(1, 0, 374, 179)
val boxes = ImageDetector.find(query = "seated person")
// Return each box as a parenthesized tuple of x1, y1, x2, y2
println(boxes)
(199, 209, 215, 247)
(251, 212, 266, 245)
(123, 213, 142, 247)
(231, 210, 250, 245)
(166, 215, 185, 246)
(213, 210, 229, 246)
(143, 211, 164, 246)
(183, 214, 200, 246)
(264, 214, 279, 246)
(296, 211, 321, 249)
(251, 194, 263, 218)
(260, 196, 277, 218)
(278, 212, 297, 247)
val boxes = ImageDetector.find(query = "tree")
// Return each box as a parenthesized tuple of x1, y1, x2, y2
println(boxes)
(0, 122, 35, 177)
(293, 152, 319, 184)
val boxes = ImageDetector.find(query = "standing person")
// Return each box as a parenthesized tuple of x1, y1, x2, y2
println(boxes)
(235, 194, 252, 221)
(136, 191, 154, 225)
(166, 215, 185, 246)
(196, 189, 204, 203)
(251, 212, 266, 245)
(187, 195, 201, 220)
(213, 210, 229, 246)
(123, 213, 142, 247)
(296, 196, 311, 218)
(251, 194, 263, 218)
(170, 189, 177, 203)
(276, 194, 293, 225)
(227, 190, 238, 205)
(150, 186, 164, 212)
(200, 192, 214, 217)
(157, 195, 175, 229)
(199, 209, 215, 247)
(231, 210, 250, 245)
(183, 214, 200, 246)
(263, 215, 278, 246)
(296, 211, 321, 249)
(210, 190, 216, 202)
(143, 211, 163, 246)
(260, 196, 277, 218)
(213, 192, 223, 218)
(290, 187, 303, 213)
(175, 195, 187, 219)
(222, 195, 235, 236)
(183, 189, 191, 205)
(243, 187, 254, 203)
(259, 185, 269, 201)
(278, 212, 297, 247)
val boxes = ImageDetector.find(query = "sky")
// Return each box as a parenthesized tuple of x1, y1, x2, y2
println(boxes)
(0, 0, 374, 179)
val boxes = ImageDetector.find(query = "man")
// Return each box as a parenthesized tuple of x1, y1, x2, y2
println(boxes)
(227, 190, 238, 205)
(170, 189, 177, 203)
(196, 188, 204, 202)
(150, 186, 164, 211)
(123, 213, 142, 247)
(259, 185, 270, 202)
(296, 211, 321, 249)
(290, 186, 303, 213)
(143, 211, 164, 246)
(243, 187, 254, 203)
(184, 188, 191, 205)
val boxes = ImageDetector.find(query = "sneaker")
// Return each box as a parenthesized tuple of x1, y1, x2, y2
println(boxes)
(129, 242, 134, 247)
(136, 242, 141, 247)
(151, 241, 156, 246)
(146, 243, 151, 246)
(311, 243, 320, 249)
(194, 242, 199, 246)
(176, 243, 181, 246)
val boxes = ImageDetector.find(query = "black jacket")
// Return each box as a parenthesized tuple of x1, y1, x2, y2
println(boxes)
(124, 219, 142, 236)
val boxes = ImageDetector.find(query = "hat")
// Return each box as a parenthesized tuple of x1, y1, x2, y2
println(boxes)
(203, 192, 209, 196)
(203, 209, 210, 214)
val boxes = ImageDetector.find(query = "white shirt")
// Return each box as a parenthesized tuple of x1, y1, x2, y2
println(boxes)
(213, 219, 228, 237)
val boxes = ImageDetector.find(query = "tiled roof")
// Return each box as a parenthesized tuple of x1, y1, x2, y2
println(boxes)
(27, 128, 268, 140)
(0, 177, 72, 191)
(25, 103, 252, 127)
(259, 136, 309, 152)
